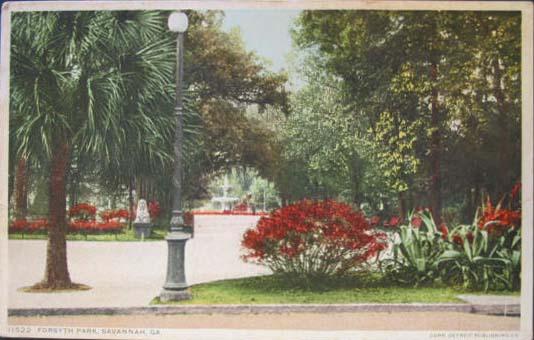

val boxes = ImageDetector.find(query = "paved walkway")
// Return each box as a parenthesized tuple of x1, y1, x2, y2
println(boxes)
(9, 312, 520, 331)
(8, 215, 270, 309)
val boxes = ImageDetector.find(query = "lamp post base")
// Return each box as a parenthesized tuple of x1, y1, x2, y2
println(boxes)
(159, 288, 192, 302)
(160, 230, 191, 302)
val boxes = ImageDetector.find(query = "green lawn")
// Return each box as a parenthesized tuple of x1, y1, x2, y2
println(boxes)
(152, 274, 519, 305)
(8, 228, 166, 241)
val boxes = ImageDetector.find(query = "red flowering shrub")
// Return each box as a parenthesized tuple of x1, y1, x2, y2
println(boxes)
(69, 220, 124, 234)
(9, 218, 28, 233)
(148, 201, 161, 219)
(100, 209, 130, 222)
(383, 215, 400, 228)
(9, 218, 49, 233)
(439, 223, 449, 240)
(191, 210, 268, 216)
(69, 203, 97, 220)
(69, 204, 125, 234)
(411, 216, 423, 228)
(241, 199, 387, 277)
(96, 220, 124, 233)
(478, 199, 521, 237)
(69, 220, 97, 232)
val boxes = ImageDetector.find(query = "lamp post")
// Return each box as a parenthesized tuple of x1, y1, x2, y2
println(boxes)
(160, 11, 192, 302)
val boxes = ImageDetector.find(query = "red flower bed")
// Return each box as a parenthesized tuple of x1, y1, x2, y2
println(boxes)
(241, 199, 387, 277)
(192, 210, 268, 216)
(69, 203, 97, 218)
(478, 199, 521, 237)
(69, 203, 125, 234)
(100, 209, 130, 222)
(69, 220, 124, 234)
(233, 202, 249, 212)
(9, 218, 48, 234)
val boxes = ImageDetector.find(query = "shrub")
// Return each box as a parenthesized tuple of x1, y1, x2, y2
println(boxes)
(380, 210, 446, 286)
(69, 203, 97, 220)
(437, 195, 521, 291)
(100, 209, 130, 222)
(241, 199, 387, 278)
(9, 218, 48, 234)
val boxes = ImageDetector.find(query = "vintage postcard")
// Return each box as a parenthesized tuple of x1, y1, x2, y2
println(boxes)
(0, 1, 532, 339)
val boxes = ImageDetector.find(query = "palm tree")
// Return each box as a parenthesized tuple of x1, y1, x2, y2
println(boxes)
(10, 11, 176, 289)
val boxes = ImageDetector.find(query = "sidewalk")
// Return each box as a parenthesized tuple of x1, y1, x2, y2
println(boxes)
(8, 215, 269, 309)
(9, 312, 520, 331)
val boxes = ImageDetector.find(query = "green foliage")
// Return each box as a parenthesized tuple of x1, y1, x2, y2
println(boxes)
(369, 111, 423, 193)
(382, 208, 521, 291)
(10, 10, 289, 215)
(293, 10, 521, 221)
(438, 225, 521, 291)
(381, 211, 444, 286)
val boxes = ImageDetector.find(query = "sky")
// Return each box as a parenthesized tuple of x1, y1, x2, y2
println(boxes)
(221, 9, 301, 73)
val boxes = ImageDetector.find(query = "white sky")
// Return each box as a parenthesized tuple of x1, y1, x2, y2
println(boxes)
(221, 9, 301, 73)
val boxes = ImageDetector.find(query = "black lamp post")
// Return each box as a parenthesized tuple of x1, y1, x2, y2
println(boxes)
(160, 11, 192, 302)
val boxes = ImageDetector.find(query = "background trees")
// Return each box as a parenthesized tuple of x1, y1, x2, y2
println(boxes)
(288, 10, 521, 223)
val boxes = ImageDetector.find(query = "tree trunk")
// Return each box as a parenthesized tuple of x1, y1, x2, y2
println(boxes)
(39, 142, 73, 289)
(398, 191, 407, 221)
(68, 169, 78, 209)
(14, 156, 29, 219)
(492, 57, 511, 198)
(128, 176, 134, 229)
(429, 61, 442, 225)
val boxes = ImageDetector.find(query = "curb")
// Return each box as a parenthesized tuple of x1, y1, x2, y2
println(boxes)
(9, 303, 512, 317)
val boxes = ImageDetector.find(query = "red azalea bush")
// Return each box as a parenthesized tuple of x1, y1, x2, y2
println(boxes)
(69, 203, 97, 220)
(69, 220, 124, 234)
(69, 203, 125, 234)
(192, 210, 268, 216)
(9, 218, 48, 234)
(96, 220, 123, 233)
(242, 199, 387, 277)
(100, 209, 130, 222)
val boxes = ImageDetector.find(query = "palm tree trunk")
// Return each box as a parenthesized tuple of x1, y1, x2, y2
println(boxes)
(40, 142, 72, 288)
(14, 156, 29, 219)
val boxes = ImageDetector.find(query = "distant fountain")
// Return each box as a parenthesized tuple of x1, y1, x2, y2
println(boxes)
(211, 176, 239, 211)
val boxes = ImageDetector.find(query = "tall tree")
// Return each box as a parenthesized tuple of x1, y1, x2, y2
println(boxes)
(11, 11, 176, 289)
(293, 11, 521, 222)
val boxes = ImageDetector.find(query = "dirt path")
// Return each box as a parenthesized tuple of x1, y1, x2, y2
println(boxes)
(9, 312, 520, 331)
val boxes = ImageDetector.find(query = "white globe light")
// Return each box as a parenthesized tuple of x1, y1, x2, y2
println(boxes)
(168, 12, 189, 33)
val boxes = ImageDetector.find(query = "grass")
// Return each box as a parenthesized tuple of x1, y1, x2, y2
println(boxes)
(151, 274, 520, 305)
(8, 228, 166, 241)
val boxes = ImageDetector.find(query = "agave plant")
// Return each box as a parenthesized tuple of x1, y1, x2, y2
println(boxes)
(381, 211, 444, 286)
(437, 223, 520, 291)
